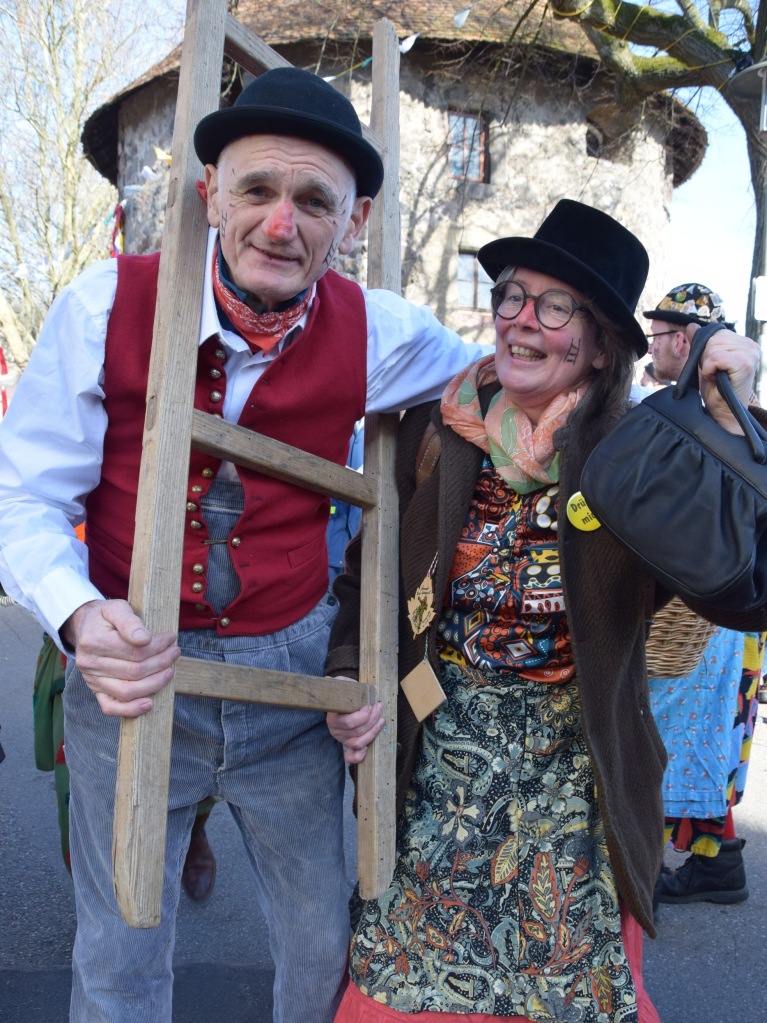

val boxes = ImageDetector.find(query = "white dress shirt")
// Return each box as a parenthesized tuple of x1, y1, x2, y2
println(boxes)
(0, 229, 491, 639)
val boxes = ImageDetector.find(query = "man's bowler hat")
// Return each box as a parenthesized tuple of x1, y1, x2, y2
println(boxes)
(194, 67, 384, 198)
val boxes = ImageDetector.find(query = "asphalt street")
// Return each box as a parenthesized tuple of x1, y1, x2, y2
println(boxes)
(1, 599, 765, 1022)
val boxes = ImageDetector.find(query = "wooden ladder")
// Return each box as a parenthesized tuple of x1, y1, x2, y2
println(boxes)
(113, 0, 400, 927)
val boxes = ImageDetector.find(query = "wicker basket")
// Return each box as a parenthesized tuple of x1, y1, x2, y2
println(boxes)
(645, 596, 716, 678)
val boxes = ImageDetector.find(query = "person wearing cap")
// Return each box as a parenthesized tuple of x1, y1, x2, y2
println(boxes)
(638, 361, 666, 389)
(649, 626, 763, 909)
(640, 285, 765, 912)
(643, 282, 732, 384)
(0, 68, 492, 1023)
(325, 200, 765, 1023)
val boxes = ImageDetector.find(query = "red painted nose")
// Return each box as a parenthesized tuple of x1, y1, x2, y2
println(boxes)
(264, 200, 296, 241)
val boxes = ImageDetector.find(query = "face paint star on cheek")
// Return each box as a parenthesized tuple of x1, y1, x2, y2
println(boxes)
(564, 337, 582, 364)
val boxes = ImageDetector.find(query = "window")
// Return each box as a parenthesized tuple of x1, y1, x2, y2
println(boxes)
(448, 111, 488, 182)
(457, 251, 493, 310)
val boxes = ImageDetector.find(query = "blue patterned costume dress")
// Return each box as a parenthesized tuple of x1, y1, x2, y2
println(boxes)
(347, 464, 638, 1022)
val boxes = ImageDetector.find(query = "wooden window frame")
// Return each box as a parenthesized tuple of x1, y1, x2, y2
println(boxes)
(448, 110, 488, 183)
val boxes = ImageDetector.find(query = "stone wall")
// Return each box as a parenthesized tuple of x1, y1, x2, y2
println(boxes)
(118, 78, 177, 254)
(389, 56, 671, 345)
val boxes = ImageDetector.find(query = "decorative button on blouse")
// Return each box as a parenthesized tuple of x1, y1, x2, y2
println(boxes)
(191, 582, 204, 593)
(192, 563, 205, 574)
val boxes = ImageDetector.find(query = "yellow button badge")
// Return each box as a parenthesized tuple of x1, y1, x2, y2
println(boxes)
(566, 491, 601, 531)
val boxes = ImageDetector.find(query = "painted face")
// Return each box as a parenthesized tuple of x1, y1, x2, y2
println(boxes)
(204, 134, 371, 310)
(493, 268, 605, 425)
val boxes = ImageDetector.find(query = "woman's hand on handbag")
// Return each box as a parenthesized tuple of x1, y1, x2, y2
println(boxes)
(326, 697, 385, 764)
(696, 326, 760, 433)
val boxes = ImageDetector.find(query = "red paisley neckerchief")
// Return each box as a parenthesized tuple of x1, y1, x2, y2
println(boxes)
(210, 241, 311, 354)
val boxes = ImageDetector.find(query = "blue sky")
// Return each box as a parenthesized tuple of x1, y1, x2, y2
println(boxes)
(666, 90, 755, 332)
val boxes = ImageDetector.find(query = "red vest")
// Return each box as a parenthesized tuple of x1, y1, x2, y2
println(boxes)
(86, 252, 367, 635)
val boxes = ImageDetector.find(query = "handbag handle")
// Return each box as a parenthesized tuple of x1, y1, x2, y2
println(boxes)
(673, 322, 767, 463)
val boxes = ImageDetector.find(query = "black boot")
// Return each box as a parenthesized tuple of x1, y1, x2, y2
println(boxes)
(181, 816, 217, 902)
(652, 864, 671, 914)
(654, 839, 748, 905)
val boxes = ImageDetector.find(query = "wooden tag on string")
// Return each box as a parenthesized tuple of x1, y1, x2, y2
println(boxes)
(400, 659, 446, 722)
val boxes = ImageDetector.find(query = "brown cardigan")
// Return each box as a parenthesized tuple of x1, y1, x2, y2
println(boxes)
(326, 383, 767, 938)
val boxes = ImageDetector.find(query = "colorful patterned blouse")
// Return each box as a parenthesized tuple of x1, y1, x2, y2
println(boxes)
(437, 463, 573, 683)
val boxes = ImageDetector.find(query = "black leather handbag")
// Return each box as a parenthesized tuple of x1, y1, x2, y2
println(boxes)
(580, 323, 767, 611)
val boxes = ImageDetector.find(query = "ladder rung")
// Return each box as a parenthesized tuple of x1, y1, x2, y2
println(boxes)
(224, 14, 291, 75)
(173, 655, 372, 710)
(223, 14, 382, 151)
(191, 409, 379, 507)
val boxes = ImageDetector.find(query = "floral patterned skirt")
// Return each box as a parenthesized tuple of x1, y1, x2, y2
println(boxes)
(347, 664, 638, 1022)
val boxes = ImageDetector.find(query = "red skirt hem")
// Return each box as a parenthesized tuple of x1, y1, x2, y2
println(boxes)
(334, 907, 661, 1023)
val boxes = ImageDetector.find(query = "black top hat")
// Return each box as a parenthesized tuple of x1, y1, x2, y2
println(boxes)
(194, 67, 384, 198)
(477, 199, 649, 357)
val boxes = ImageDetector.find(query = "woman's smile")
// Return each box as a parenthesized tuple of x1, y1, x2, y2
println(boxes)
(508, 343, 545, 361)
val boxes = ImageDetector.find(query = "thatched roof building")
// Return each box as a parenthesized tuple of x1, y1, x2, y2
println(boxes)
(82, 1, 706, 343)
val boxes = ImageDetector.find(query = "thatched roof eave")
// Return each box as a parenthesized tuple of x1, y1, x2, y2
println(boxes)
(81, 1, 705, 188)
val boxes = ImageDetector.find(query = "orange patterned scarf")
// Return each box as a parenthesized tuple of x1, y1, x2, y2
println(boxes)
(440, 355, 590, 493)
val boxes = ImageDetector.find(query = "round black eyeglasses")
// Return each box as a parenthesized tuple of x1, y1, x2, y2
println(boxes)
(490, 281, 589, 329)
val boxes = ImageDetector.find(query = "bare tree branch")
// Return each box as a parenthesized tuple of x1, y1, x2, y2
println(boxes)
(0, 0, 184, 368)
(547, 0, 763, 338)
(722, 0, 755, 40)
